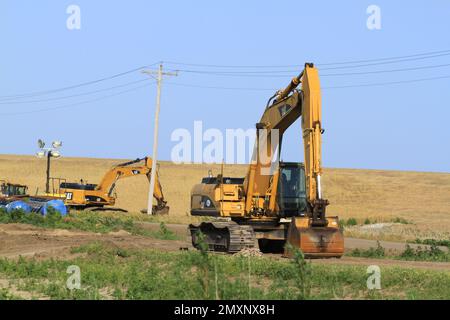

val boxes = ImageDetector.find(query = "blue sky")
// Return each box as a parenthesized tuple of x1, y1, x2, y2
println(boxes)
(1, 1, 449, 172)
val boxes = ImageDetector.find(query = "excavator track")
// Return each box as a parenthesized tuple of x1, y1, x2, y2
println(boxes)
(189, 221, 255, 253)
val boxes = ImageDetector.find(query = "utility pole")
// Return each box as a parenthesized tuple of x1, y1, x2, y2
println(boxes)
(142, 64, 177, 214)
(46, 152, 51, 194)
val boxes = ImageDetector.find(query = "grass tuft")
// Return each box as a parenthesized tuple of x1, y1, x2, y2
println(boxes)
(400, 244, 450, 262)
(348, 241, 385, 258)
(0, 209, 181, 240)
(413, 238, 450, 248)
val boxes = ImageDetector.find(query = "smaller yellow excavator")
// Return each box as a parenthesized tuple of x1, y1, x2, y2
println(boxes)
(54, 157, 169, 214)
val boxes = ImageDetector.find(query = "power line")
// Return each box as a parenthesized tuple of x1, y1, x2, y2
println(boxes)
(3, 71, 446, 115)
(0, 82, 154, 116)
(319, 49, 450, 66)
(320, 52, 450, 70)
(163, 81, 274, 91)
(163, 49, 450, 69)
(163, 54, 450, 75)
(163, 61, 303, 69)
(0, 64, 156, 101)
(322, 74, 450, 89)
(164, 61, 450, 78)
(321, 62, 450, 77)
(163, 74, 450, 91)
(0, 78, 149, 105)
(2, 48, 450, 105)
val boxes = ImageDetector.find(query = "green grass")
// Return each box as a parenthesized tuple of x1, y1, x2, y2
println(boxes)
(347, 242, 450, 262)
(347, 241, 385, 258)
(0, 288, 21, 300)
(413, 238, 450, 248)
(156, 222, 178, 240)
(0, 242, 449, 300)
(0, 208, 180, 240)
(340, 216, 411, 228)
(344, 218, 358, 226)
(400, 244, 450, 262)
(391, 217, 410, 225)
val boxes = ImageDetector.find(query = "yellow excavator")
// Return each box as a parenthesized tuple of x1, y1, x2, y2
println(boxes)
(189, 63, 344, 257)
(55, 157, 169, 214)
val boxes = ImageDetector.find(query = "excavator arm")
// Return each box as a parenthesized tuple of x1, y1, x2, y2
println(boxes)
(276, 63, 343, 257)
(96, 157, 168, 212)
(244, 63, 328, 225)
(280, 63, 328, 226)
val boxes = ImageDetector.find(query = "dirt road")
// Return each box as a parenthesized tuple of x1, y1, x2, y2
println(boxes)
(0, 223, 449, 272)
(140, 222, 450, 253)
(0, 223, 187, 260)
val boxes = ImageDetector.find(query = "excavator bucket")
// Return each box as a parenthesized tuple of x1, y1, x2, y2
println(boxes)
(153, 205, 169, 215)
(284, 216, 344, 258)
(140, 205, 170, 215)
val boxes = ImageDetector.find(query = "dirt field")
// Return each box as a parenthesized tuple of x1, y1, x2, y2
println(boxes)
(0, 223, 187, 260)
(1, 223, 449, 272)
(1, 154, 449, 240)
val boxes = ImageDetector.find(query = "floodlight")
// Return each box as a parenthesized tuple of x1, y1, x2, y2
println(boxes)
(36, 151, 46, 158)
(38, 139, 45, 149)
(50, 151, 61, 158)
(52, 141, 62, 148)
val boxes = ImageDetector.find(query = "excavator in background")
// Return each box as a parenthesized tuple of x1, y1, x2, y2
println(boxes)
(52, 157, 169, 214)
(189, 63, 344, 257)
(0, 180, 29, 199)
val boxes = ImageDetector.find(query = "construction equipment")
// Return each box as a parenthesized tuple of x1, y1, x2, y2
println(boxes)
(0, 180, 29, 199)
(53, 157, 169, 214)
(0, 180, 67, 215)
(189, 63, 344, 257)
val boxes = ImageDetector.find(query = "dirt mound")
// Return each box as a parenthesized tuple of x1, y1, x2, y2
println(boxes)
(235, 248, 263, 257)
(0, 223, 188, 260)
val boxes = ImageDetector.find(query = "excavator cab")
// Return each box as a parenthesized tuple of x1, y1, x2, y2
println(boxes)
(0, 181, 28, 198)
(277, 162, 307, 217)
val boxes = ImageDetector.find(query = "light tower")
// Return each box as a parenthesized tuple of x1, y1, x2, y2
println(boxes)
(36, 139, 62, 194)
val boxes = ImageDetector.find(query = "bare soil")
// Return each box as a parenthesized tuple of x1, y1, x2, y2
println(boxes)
(1, 223, 449, 272)
(0, 223, 187, 260)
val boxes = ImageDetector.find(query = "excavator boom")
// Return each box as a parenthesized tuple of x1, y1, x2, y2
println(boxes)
(275, 64, 329, 225)
(279, 64, 343, 256)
